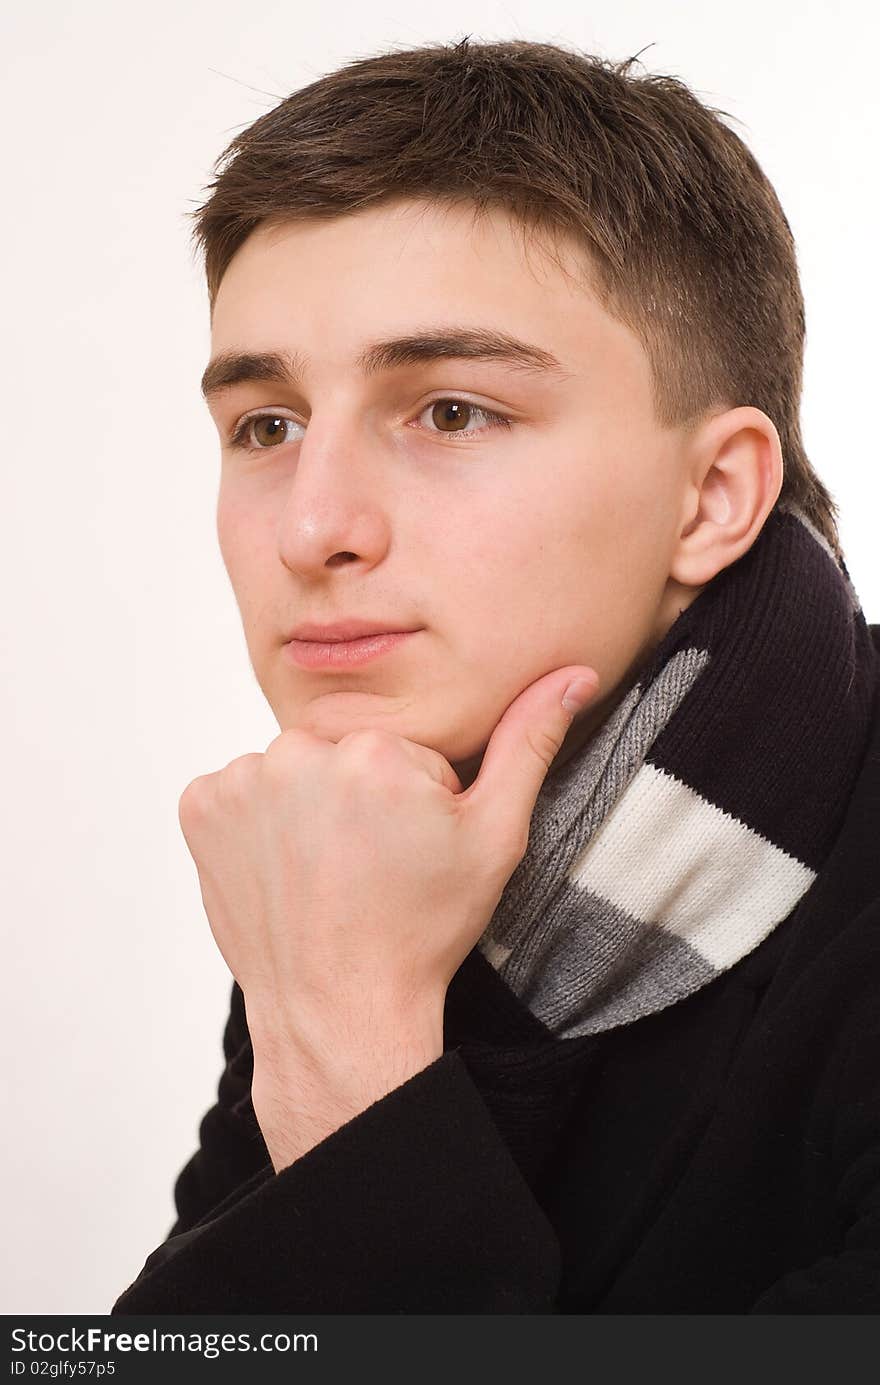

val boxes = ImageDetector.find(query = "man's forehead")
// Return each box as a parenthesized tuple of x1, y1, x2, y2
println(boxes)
(219, 198, 596, 297)
(205, 205, 621, 396)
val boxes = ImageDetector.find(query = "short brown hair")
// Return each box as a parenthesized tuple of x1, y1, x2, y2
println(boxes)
(189, 36, 842, 559)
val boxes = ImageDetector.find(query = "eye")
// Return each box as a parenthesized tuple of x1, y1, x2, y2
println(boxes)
(227, 397, 513, 453)
(228, 413, 303, 451)
(414, 398, 512, 440)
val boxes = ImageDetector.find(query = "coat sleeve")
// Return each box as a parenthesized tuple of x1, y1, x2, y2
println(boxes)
(165, 980, 270, 1239)
(749, 1013, 880, 1312)
(111, 987, 561, 1314)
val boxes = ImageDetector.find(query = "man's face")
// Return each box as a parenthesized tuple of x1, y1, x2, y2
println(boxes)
(205, 199, 701, 786)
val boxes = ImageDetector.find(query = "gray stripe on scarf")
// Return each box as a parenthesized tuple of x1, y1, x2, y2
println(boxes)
(521, 900, 718, 1036)
(480, 645, 709, 988)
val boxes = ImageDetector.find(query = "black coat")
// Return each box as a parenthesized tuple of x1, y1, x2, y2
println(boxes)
(112, 627, 880, 1314)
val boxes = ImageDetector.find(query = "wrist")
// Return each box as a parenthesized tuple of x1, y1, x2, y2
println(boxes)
(246, 985, 447, 1170)
(246, 980, 446, 1068)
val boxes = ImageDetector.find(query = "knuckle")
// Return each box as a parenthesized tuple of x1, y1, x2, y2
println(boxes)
(524, 724, 560, 771)
(178, 775, 208, 824)
(224, 752, 263, 788)
(263, 729, 311, 771)
(340, 727, 395, 758)
(265, 731, 291, 760)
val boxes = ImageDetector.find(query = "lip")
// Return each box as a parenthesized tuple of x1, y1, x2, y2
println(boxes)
(283, 630, 420, 670)
(286, 619, 421, 643)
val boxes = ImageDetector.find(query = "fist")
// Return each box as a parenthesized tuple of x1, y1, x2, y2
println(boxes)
(177, 665, 598, 1126)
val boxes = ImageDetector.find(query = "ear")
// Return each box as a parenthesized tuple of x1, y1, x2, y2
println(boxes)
(670, 406, 785, 588)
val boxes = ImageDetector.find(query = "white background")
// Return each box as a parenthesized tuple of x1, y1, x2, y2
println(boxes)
(2, 0, 877, 1314)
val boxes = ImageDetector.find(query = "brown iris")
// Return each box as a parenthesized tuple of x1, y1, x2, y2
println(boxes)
(430, 400, 473, 432)
(251, 416, 289, 447)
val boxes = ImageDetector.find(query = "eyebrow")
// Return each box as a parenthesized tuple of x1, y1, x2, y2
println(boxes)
(200, 327, 571, 402)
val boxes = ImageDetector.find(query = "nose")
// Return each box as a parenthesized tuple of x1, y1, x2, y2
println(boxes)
(275, 416, 393, 577)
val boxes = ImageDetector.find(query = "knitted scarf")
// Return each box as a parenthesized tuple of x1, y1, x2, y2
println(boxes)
(477, 502, 876, 1038)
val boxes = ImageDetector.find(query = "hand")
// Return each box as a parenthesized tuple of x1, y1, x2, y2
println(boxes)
(177, 665, 599, 1167)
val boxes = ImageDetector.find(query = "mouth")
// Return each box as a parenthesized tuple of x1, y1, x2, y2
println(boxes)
(282, 630, 420, 670)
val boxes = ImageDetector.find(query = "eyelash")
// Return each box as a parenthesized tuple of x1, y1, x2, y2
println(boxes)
(227, 398, 514, 452)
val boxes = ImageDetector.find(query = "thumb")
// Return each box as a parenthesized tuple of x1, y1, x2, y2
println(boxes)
(462, 666, 600, 855)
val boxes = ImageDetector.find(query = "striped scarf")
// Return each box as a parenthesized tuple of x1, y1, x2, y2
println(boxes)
(477, 502, 876, 1038)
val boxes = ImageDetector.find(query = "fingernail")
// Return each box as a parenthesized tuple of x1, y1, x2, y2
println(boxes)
(562, 676, 597, 714)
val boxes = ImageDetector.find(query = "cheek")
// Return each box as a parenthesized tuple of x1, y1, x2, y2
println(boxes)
(432, 488, 596, 668)
(216, 490, 272, 597)
(215, 492, 287, 696)
(215, 489, 244, 577)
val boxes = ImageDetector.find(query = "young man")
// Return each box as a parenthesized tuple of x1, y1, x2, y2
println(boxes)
(112, 38, 880, 1312)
